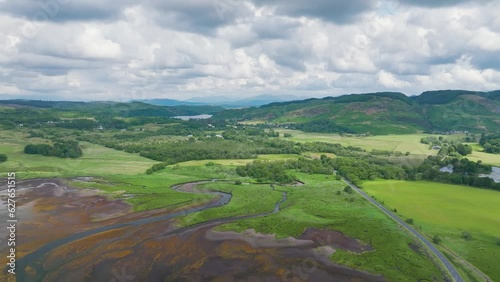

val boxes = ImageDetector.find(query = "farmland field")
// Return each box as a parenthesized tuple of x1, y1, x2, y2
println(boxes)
(362, 180, 500, 281)
(174, 154, 301, 167)
(465, 143, 500, 166)
(275, 129, 443, 155)
(0, 131, 158, 178)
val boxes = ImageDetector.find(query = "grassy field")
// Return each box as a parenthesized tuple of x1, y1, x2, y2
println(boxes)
(362, 180, 500, 281)
(277, 129, 442, 156)
(277, 129, 500, 167)
(219, 173, 445, 282)
(174, 154, 302, 167)
(0, 130, 158, 178)
(467, 151, 500, 166)
(465, 143, 500, 166)
(178, 182, 283, 226)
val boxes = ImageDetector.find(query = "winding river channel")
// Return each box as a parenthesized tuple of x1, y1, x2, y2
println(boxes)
(5, 179, 385, 282)
(15, 181, 236, 281)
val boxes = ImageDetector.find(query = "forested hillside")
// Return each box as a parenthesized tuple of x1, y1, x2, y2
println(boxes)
(215, 90, 500, 134)
(1, 90, 499, 135)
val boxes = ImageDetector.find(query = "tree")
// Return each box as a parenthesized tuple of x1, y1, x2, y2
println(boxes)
(405, 218, 414, 225)
(455, 143, 472, 156)
(1, 121, 16, 130)
(462, 231, 472, 240)
(0, 154, 7, 163)
(433, 235, 442, 244)
(343, 185, 353, 194)
(24, 141, 82, 158)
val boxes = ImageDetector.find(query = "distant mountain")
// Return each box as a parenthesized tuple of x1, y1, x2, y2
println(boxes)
(2, 90, 498, 135)
(0, 100, 225, 117)
(136, 99, 205, 107)
(214, 90, 500, 134)
(416, 90, 500, 132)
(129, 94, 303, 108)
(185, 94, 301, 108)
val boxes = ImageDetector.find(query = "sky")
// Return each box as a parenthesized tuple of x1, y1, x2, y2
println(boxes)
(0, 0, 499, 101)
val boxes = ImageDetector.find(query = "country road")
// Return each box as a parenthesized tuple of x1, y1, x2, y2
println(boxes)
(343, 179, 465, 282)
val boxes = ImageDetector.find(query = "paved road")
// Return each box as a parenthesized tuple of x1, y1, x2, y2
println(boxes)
(343, 179, 464, 282)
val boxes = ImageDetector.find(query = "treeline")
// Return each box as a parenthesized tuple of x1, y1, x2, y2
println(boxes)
(421, 136, 472, 156)
(407, 156, 499, 190)
(57, 119, 97, 130)
(0, 104, 224, 132)
(236, 155, 499, 191)
(85, 126, 360, 164)
(480, 133, 500, 154)
(139, 139, 259, 162)
(57, 117, 177, 130)
(134, 138, 304, 163)
(236, 156, 407, 185)
(222, 128, 279, 140)
(117, 136, 368, 166)
(236, 161, 297, 183)
(125, 125, 416, 177)
(24, 141, 83, 158)
(0, 108, 60, 129)
(438, 143, 472, 156)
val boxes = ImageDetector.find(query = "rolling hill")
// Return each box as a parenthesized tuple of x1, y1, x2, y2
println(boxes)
(0, 100, 225, 118)
(1, 90, 498, 135)
(215, 90, 500, 134)
(139, 94, 300, 108)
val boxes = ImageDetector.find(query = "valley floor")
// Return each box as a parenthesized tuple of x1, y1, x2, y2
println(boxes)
(1, 129, 498, 281)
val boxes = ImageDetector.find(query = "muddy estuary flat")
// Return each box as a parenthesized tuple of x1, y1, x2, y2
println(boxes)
(2, 179, 385, 282)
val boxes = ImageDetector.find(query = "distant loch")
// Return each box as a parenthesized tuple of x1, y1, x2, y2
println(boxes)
(173, 114, 213, 121)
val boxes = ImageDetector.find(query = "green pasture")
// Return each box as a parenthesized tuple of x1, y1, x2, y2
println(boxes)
(0, 130, 157, 178)
(363, 180, 500, 281)
(219, 173, 445, 282)
(174, 154, 301, 167)
(275, 129, 441, 156)
(464, 143, 500, 166)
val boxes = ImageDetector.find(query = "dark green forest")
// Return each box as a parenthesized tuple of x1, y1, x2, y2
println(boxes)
(24, 141, 83, 159)
(480, 133, 500, 154)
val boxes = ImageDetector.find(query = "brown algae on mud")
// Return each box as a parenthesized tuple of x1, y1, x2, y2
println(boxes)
(12, 179, 386, 282)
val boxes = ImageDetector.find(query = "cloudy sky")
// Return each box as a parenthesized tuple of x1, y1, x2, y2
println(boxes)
(0, 0, 499, 101)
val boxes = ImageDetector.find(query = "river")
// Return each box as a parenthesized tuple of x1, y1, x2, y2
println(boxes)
(440, 165, 500, 183)
(7, 179, 384, 281)
(479, 166, 500, 183)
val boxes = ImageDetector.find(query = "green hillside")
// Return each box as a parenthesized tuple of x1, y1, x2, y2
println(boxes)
(0, 100, 225, 118)
(215, 90, 500, 135)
